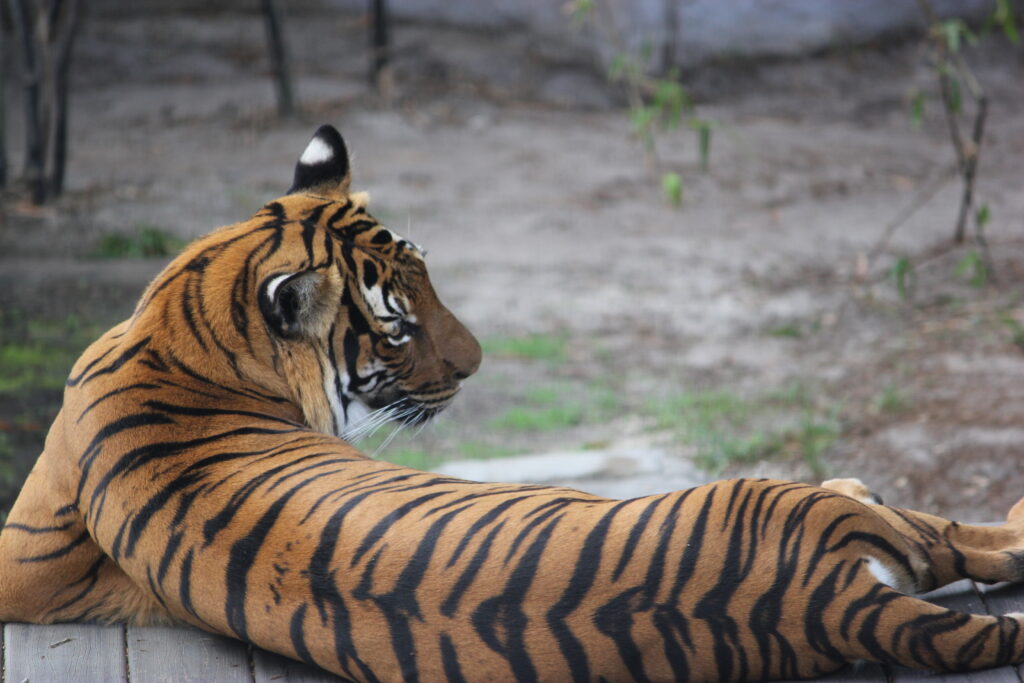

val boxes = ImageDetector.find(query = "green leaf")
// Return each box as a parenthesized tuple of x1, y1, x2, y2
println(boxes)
(653, 79, 687, 129)
(910, 90, 925, 127)
(942, 20, 962, 52)
(568, 0, 594, 27)
(939, 19, 976, 53)
(955, 250, 988, 287)
(662, 172, 683, 206)
(891, 257, 915, 299)
(608, 54, 628, 81)
(630, 105, 655, 134)
(995, 0, 1021, 44)
(976, 203, 990, 230)
(689, 118, 713, 171)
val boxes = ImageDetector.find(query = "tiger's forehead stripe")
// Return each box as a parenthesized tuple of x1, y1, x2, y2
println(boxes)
(304, 198, 425, 261)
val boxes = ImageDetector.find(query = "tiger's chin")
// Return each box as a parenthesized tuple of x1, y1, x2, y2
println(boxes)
(339, 394, 446, 444)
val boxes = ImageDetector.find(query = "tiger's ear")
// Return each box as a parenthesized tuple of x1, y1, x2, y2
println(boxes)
(259, 271, 338, 339)
(288, 125, 352, 197)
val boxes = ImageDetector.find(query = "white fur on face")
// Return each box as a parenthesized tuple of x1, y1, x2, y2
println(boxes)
(323, 366, 348, 437)
(300, 136, 334, 166)
(342, 400, 373, 440)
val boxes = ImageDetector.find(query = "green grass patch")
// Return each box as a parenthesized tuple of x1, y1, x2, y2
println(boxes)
(481, 333, 568, 364)
(872, 385, 908, 414)
(1003, 316, 1024, 352)
(0, 432, 15, 492)
(643, 388, 837, 477)
(0, 314, 109, 395)
(92, 225, 185, 259)
(487, 380, 620, 433)
(458, 441, 518, 460)
(488, 403, 586, 432)
(767, 324, 802, 339)
(377, 447, 436, 471)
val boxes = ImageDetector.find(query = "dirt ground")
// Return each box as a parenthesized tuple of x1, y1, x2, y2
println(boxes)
(1, 10, 1023, 521)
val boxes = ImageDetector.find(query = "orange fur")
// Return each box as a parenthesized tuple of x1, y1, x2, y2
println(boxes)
(2, 127, 1024, 681)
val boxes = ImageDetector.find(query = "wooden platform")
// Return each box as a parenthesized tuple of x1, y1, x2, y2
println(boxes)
(2, 579, 1024, 681)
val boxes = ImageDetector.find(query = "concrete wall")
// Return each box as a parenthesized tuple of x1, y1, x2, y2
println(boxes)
(94, 0, 999, 67)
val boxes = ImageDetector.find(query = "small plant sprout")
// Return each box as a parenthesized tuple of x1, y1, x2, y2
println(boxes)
(955, 250, 988, 288)
(991, 0, 1020, 44)
(1002, 316, 1024, 352)
(872, 386, 908, 414)
(689, 117, 715, 170)
(567, 1, 714, 188)
(662, 172, 683, 206)
(891, 257, 916, 300)
(909, 89, 925, 127)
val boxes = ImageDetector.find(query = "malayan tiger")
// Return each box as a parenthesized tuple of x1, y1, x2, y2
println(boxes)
(2, 125, 1024, 682)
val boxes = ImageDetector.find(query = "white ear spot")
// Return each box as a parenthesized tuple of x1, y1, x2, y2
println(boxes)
(350, 191, 371, 208)
(300, 136, 334, 166)
(265, 273, 292, 300)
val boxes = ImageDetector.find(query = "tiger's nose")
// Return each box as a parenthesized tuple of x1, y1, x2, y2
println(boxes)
(447, 336, 481, 382)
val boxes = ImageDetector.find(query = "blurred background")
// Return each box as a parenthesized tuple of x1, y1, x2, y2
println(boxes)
(0, 0, 1022, 520)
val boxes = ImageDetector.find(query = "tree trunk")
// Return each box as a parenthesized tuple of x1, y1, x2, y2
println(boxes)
(49, 0, 82, 196)
(261, 0, 295, 118)
(370, 0, 391, 95)
(10, 0, 47, 204)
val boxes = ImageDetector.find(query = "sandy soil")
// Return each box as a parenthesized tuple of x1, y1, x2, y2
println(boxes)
(1, 10, 1023, 520)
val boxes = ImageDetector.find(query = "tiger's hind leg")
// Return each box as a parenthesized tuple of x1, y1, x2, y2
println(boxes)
(823, 478, 1024, 591)
(0, 438, 172, 625)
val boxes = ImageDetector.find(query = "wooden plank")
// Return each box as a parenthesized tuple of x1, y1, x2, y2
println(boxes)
(252, 646, 343, 683)
(819, 660, 889, 681)
(975, 581, 1024, 617)
(3, 622, 127, 682)
(126, 624, 251, 683)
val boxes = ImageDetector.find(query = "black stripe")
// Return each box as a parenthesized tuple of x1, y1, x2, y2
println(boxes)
(17, 530, 91, 563)
(157, 530, 185, 587)
(441, 521, 507, 619)
(3, 521, 76, 534)
(76, 383, 160, 423)
(64, 346, 115, 386)
(440, 633, 467, 683)
(349, 490, 452, 567)
(290, 604, 318, 666)
(471, 514, 564, 683)
(67, 337, 151, 387)
(612, 496, 664, 581)
(225, 483, 308, 640)
(547, 500, 630, 682)
(44, 555, 107, 618)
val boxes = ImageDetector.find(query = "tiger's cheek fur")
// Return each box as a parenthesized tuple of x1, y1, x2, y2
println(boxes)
(277, 343, 337, 436)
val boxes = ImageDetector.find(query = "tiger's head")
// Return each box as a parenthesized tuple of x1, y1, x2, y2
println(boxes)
(136, 125, 481, 440)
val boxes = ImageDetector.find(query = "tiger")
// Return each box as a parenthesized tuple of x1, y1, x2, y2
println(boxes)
(2, 124, 1024, 682)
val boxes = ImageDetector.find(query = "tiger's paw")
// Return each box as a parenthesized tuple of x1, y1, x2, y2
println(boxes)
(1008, 496, 1024, 524)
(821, 478, 884, 505)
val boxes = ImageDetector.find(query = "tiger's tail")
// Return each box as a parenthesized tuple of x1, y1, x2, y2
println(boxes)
(836, 563, 1024, 673)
